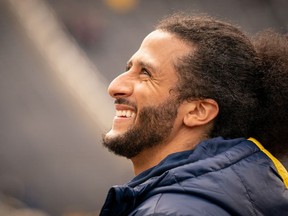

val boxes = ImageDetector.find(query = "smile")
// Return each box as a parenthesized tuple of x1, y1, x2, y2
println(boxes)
(116, 110, 136, 118)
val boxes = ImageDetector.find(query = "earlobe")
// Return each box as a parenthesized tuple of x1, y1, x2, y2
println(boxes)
(183, 99, 219, 127)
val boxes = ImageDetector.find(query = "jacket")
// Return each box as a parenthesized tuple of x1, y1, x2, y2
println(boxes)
(100, 137, 288, 215)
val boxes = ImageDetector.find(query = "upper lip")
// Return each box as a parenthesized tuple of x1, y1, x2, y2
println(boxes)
(115, 104, 136, 112)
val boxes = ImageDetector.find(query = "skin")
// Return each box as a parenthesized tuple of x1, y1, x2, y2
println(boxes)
(105, 30, 219, 175)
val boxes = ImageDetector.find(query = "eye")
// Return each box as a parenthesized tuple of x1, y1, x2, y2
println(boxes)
(125, 65, 131, 71)
(140, 68, 151, 77)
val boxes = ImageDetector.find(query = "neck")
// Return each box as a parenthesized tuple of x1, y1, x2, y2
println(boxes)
(131, 144, 167, 175)
(131, 130, 203, 175)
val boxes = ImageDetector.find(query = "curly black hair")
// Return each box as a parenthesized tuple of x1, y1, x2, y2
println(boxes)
(252, 31, 288, 156)
(156, 13, 288, 157)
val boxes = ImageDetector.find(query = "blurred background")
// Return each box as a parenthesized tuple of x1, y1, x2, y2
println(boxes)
(0, 0, 287, 215)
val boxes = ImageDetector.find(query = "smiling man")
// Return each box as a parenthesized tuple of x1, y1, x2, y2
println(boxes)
(103, 30, 213, 173)
(100, 14, 288, 216)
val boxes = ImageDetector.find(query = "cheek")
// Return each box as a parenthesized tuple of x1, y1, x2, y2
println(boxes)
(134, 85, 173, 107)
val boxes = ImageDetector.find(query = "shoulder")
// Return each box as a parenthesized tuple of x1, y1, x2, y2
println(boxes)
(129, 193, 231, 216)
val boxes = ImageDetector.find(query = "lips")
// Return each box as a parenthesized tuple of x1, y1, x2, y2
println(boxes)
(114, 104, 136, 118)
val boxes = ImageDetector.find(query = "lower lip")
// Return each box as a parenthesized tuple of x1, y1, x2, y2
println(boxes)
(112, 116, 135, 131)
(113, 116, 133, 122)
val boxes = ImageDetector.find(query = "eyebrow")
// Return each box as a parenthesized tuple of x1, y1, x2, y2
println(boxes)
(127, 59, 156, 72)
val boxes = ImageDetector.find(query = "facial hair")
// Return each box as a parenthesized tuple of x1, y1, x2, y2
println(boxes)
(102, 97, 179, 159)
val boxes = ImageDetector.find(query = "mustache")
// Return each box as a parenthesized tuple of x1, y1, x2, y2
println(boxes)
(114, 98, 137, 110)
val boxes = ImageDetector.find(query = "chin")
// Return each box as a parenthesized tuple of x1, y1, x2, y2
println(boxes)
(105, 129, 124, 139)
(105, 130, 116, 139)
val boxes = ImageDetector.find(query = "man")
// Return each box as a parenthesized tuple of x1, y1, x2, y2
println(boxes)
(100, 13, 288, 215)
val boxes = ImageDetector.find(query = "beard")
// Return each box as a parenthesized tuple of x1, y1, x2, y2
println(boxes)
(102, 97, 179, 159)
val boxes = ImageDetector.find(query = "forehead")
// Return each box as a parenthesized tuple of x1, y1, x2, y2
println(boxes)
(130, 30, 192, 72)
(141, 30, 191, 59)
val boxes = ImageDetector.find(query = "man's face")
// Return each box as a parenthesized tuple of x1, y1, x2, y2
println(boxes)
(103, 30, 191, 158)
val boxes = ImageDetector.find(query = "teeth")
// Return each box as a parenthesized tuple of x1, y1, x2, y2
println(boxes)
(116, 110, 135, 117)
(126, 110, 131, 117)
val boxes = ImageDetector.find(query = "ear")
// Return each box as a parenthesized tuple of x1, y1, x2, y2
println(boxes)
(183, 99, 219, 127)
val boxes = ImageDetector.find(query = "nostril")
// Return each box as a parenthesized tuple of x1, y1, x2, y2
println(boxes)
(113, 92, 126, 97)
(108, 85, 130, 98)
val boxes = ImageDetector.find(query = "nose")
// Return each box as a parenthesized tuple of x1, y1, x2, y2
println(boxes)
(108, 72, 133, 98)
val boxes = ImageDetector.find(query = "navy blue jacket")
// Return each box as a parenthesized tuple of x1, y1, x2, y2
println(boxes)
(100, 137, 288, 215)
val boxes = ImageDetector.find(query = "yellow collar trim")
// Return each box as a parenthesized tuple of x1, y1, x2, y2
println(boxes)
(248, 137, 288, 189)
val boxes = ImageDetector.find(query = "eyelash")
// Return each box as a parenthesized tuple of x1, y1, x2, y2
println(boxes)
(140, 68, 151, 77)
(125, 65, 130, 72)
(125, 66, 151, 77)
